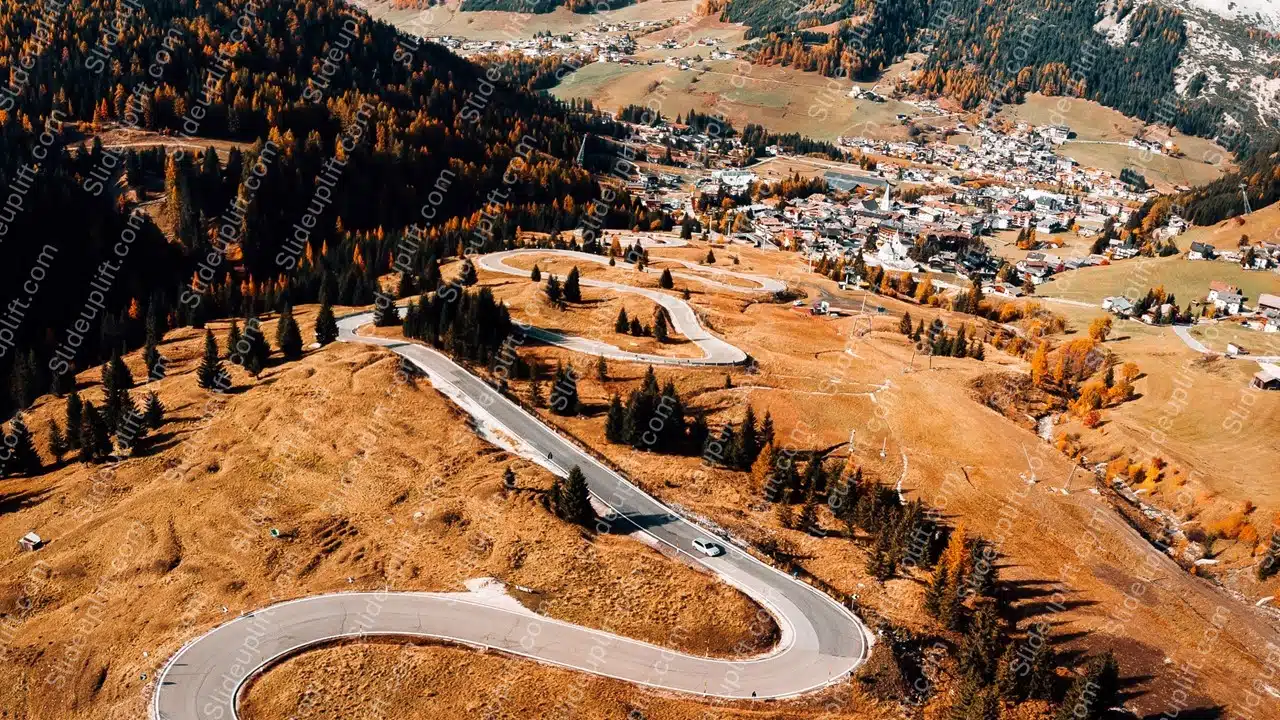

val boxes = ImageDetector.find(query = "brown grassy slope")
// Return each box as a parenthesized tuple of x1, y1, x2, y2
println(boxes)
(484, 277, 705, 359)
(0, 308, 771, 720)
(241, 639, 897, 720)
(469, 240, 1280, 718)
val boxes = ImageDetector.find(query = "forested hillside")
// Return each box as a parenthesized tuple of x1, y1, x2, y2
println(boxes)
(0, 0, 653, 418)
(459, 0, 633, 13)
(1172, 138, 1280, 225)
(725, 0, 1252, 150)
(1129, 137, 1280, 232)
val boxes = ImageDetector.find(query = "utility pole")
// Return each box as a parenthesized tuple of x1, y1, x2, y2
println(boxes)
(1062, 455, 1087, 494)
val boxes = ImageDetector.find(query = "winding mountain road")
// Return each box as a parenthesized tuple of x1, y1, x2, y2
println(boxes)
(478, 246, 785, 366)
(149, 260, 871, 720)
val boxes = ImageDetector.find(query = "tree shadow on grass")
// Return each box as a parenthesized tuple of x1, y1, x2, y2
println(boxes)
(0, 487, 53, 516)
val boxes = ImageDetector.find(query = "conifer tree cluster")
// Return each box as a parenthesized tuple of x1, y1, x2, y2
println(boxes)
(917, 319, 984, 360)
(708, 406, 773, 472)
(1053, 653, 1120, 720)
(401, 288, 515, 365)
(548, 465, 594, 526)
(0, 414, 42, 478)
(373, 293, 401, 327)
(613, 307, 656, 338)
(544, 275, 563, 307)
(922, 524, 1004, 629)
(548, 362, 580, 416)
(603, 367, 706, 455)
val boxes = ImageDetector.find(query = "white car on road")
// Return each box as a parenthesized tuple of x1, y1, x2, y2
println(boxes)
(692, 538, 724, 557)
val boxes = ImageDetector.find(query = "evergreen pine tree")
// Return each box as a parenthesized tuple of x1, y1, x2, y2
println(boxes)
(458, 258, 477, 286)
(198, 330, 225, 390)
(8, 351, 36, 409)
(47, 419, 68, 464)
(688, 413, 709, 454)
(80, 401, 111, 463)
(110, 349, 134, 391)
(144, 303, 165, 379)
(659, 268, 674, 288)
(549, 363, 579, 416)
(277, 305, 304, 359)
(596, 354, 608, 381)
(924, 565, 950, 618)
(243, 321, 270, 377)
(705, 249, 716, 263)
(958, 599, 1002, 681)
(66, 391, 83, 450)
(1055, 655, 1115, 720)
(373, 293, 400, 327)
(798, 493, 820, 535)
(564, 267, 582, 302)
(605, 394, 625, 442)
(653, 310, 669, 343)
(732, 406, 759, 470)
(953, 324, 969, 358)
(144, 391, 165, 429)
(226, 320, 243, 365)
(529, 375, 545, 407)
(899, 310, 913, 335)
(315, 294, 339, 346)
(530, 264, 541, 282)
(995, 645, 1019, 701)
(545, 275, 562, 305)
(866, 531, 896, 580)
(115, 390, 143, 450)
(8, 415, 41, 476)
(614, 307, 629, 333)
(966, 687, 1001, 720)
(550, 466, 593, 526)
(397, 269, 416, 298)
(1025, 635, 1056, 701)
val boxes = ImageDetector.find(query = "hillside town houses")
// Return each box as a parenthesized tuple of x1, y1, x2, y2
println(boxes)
(602, 108, 1280, 312)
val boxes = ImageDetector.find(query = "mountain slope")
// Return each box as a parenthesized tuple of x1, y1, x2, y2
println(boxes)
(0, 0, 632, 417)
(724, 0, 1279, 153)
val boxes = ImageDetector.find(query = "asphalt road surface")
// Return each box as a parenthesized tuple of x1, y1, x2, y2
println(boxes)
(149, 310, 871, 720)
(478, 248, 786, 365)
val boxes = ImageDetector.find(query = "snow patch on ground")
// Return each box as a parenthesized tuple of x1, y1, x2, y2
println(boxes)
(436, 577, 539, 616)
